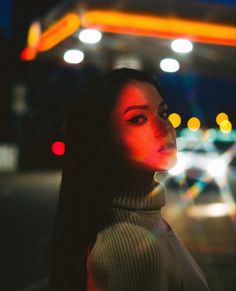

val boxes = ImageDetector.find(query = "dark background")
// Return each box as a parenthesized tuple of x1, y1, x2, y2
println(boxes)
(0, 2, 236, 290)
(0, 0, 236, 169)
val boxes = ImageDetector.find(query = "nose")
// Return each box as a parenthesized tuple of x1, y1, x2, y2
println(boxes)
(153, 116, 170, 139)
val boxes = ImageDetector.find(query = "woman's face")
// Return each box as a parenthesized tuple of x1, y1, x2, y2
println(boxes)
(110, 80, 177, 171)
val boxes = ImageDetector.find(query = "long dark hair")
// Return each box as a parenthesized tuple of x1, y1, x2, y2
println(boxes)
(50, 68, 163, 290)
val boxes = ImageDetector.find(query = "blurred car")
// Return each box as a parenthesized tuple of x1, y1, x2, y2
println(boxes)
(168, 137, 228, 188)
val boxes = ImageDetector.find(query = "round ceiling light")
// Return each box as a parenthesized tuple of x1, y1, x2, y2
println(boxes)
(171, 39, 193, 53)
(160, 58, 180, 72)
(79, 29, 102, 44)
(63, 49, 84, 64)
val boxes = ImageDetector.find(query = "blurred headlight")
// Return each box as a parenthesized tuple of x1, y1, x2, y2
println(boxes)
(206, 158, 227, 177)
(168, 152, 187, 175)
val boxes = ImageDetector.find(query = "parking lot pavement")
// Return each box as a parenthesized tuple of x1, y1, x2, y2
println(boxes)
(0, 171, 60, 291)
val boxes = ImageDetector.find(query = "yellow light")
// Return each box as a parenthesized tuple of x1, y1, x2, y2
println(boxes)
(82, 10, 236, 46)
(216, 112, 229, 125)
(220, 120, 232, 134)
(168, 113, 181, 128)
(27, 21, 41, 47)
(187, 117, 201, 131)
(37, 13, 80, 51)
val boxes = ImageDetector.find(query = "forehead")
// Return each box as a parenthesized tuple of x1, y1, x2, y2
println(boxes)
(114, 81, 163, 113)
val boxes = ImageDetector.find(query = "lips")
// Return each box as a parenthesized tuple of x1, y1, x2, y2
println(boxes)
(158, 142, 175, 152)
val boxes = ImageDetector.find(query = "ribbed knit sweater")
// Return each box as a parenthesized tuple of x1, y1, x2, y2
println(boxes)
(87, 180, 210, 291)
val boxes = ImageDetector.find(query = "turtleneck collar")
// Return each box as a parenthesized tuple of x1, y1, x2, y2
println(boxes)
(110, 176, 166, 211)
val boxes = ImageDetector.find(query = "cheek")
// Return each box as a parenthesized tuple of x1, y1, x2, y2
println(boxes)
(119, 126, 155, 160)
(121, 124, 176, 170)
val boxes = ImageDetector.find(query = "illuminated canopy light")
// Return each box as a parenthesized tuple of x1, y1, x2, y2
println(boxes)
(171, 38, 193, 53)
(51, 141, 65, 156)
(82, 10, 236, 46)
(79, 29, 102, 44)
(64, 49, 84, 64)
(37, 13, 80, 51)
(187, 117, 201, 131)
(160, 58, 180, 72)
(220, 120, 232, 134)
(21, 21, 41, 61)
(21, 47, 37, 61)
(206, 158, 227, 177)
(21, 9, 236, 62)
(168, 113, 181, 128)
(27, 21, 41, 47)
(216, 112, 229, 125)
(21, 13, 80, 59)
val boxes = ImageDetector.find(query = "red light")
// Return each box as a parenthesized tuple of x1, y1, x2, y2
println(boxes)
(51, 141, 65, 156)
(20, 47, 37, 61)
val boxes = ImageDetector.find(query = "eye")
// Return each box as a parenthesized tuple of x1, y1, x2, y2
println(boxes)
(127, 114, 148, 125)
(160, 109, 169, 120)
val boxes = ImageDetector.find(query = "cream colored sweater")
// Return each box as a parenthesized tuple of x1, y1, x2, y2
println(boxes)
(87, 181, 210, 291)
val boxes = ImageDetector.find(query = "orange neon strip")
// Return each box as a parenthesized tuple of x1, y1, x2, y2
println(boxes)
(21, 9, 236, 61)
(37, 13, 80, 51)
(82, 10, 236, 46)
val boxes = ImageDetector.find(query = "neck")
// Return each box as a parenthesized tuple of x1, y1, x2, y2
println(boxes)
(108, 170, 166, 211)
(111, 182, 166, 211)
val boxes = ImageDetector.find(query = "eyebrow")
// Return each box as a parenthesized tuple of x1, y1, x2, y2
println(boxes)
(123, 105, 149, 114)
(123, 100, 167, 114)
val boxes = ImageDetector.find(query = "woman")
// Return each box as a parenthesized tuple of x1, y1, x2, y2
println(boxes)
(50, 68, 210, 291)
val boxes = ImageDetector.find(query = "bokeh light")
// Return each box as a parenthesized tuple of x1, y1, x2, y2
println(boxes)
(160, 58, 180, 72)
(206, 158, 227, 177)
(168, 152, 187, 175)
(51, 141, 65, 156)
(63, 49, 84, 64)
(216, 112, 228, 125)
(37, 13, 80, 51)
(220, 120, 232, 134)
(171, 38, 193, 53)
(21, 47, 37, 61)
(168, 113, 181, 128)
(187, 203, 235, 218)
(78, 29, 102, 44)
(27, 21, 41, 47)
(187, 117, 201, 131)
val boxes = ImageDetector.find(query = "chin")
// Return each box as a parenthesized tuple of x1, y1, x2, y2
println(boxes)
(132, 160, 176, 172)
(145, 155, 177, 172)
(126, 151, 177, 172)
